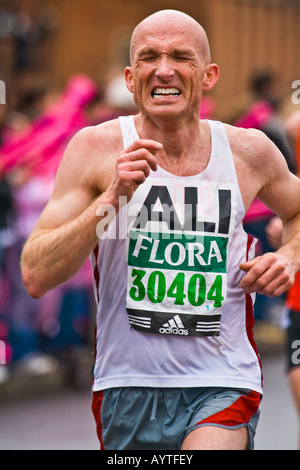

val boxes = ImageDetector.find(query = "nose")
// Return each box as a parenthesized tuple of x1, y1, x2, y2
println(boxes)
(155, 56, 175, 80)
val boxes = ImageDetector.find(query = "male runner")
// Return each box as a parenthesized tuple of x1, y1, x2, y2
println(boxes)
(21, 10, 300, 450)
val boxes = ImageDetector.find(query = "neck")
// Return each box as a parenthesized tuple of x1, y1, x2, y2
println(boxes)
(135, 113, 202, 160)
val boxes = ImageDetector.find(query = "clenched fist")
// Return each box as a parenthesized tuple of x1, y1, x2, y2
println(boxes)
(107, 139, 162, 205)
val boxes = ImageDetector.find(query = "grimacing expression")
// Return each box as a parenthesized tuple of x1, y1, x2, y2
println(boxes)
(125, 11, 218, 120)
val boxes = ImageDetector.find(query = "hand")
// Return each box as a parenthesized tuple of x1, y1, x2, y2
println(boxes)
(239, 251, 295, 297)
(107, 139, 162, 205)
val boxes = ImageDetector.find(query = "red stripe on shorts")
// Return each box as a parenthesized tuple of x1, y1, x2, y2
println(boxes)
(196, 390, 261, 427)
(92, 390, 105, 450)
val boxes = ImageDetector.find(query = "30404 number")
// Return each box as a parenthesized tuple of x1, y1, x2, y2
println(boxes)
(129, 269, 224, 308)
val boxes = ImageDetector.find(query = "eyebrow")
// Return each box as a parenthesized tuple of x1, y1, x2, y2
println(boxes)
(136, 47, 196, 59)
(136, 47, 157, 58)
(173, 48, 195, 56)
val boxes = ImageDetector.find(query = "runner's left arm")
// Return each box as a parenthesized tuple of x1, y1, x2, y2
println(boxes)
(239, 133, 300, 297)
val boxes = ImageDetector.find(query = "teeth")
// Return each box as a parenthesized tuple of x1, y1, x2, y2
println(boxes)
(153, 87, 181, 98)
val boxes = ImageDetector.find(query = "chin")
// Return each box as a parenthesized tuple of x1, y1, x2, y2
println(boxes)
(145, 103, 186, 120)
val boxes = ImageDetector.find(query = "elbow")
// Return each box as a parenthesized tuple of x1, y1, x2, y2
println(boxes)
(21, 265, 47, 299)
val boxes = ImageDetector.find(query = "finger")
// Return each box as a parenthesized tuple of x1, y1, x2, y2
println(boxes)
(239, 256, 262, 273)
(120, 139, 163, 156)
(119, 149, 158, 172)
(239, 257, 269, 291)
(257, 278, 290, 297)
(256, 267, 294, 297)
(123, 159, 152, 178)
(249, 269, 283, 295)
(240, 253, 292, 295)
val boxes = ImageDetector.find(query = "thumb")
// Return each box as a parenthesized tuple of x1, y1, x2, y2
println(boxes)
(239, 256, 261, 273)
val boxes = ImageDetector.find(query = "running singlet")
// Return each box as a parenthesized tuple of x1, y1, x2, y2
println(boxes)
(91, 116, 263, 394)
(126, 180, 232, 337)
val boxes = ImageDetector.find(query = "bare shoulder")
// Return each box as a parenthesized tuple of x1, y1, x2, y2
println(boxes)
(67, 118, 122, 163)
(223, 123, 274, 164)
(222, 122, 289, 180)
(56, 118, 123, 195)
(78, 118, 122, 145)
(221, 122, 294, 213)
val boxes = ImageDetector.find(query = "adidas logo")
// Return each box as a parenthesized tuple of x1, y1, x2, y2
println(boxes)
(159, 315, 189, 336)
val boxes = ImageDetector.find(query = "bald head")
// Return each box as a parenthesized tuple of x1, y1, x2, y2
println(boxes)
(130, 10, 211, 65)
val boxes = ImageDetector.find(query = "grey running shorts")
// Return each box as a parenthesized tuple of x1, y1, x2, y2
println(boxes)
(92, 386, 261, 450)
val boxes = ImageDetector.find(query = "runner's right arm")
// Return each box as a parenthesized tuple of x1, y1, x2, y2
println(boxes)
(21, 125, 161, 298)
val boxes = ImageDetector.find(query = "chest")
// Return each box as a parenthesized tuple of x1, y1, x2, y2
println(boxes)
(155, 132, 211, 177)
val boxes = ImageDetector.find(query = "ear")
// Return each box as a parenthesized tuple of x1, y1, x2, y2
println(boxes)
(125, 67, 134, 93)
(202, 63, 219, 92)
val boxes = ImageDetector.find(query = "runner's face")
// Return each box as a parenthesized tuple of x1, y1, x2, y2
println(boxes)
(125, 20, 214, 120)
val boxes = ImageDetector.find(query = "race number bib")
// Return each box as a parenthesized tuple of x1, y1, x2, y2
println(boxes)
(126, 179, 236, 337)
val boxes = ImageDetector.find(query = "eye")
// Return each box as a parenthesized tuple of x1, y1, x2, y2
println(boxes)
(142, 56, 156, 62)
(174, 54, 191, 62)
(173, 51, 194, 61)
(137, 51, 158, 62)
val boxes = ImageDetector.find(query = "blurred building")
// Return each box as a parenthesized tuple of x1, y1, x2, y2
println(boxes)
(0, 0, 299, 121)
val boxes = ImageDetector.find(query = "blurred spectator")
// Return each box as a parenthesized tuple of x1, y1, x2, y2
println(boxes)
(104, 72, 137, 115)
(13, 10, 46, 70)
(200, 95, 216, 120)
(0, 74, 99, 178)
(0, 176, 15, 379)
(235, 70, 296, 172)
(0, 6, 58, 72)
(0, 74, 99, 378)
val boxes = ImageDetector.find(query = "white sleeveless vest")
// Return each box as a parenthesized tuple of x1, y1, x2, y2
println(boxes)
(91, 116, 263, 394)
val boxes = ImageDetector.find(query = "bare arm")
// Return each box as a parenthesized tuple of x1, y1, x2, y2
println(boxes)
(21, 123, 161, 298)
(238, 130, 300, 297)
(21, 126, 110, 298)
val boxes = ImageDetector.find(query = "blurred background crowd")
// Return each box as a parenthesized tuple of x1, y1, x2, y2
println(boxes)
(0, 0, 300, 390)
